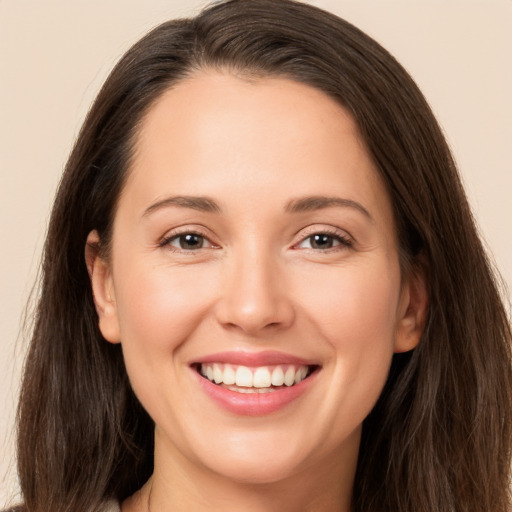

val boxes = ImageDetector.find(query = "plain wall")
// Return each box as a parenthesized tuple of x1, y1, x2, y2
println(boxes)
(1, 0, 511, 505)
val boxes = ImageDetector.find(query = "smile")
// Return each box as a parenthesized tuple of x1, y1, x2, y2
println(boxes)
(197, 363, 313, 393)
(190, 351, 320, 415)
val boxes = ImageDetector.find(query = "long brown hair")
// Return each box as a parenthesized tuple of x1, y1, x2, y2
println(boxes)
(13, 1, 512, 510)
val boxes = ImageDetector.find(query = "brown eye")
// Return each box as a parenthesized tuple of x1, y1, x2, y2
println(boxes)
(298, 233, 352, 251)
(298, 233, 342, 250)
(309, 234, 335, 249)
(170, 233, 207, 250)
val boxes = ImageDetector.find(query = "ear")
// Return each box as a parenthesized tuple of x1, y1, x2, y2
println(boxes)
(85, 230, 121, 344)
(394, 262, 429, 353)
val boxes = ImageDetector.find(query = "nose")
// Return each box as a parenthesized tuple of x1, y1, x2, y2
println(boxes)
(214, 248, 295, 335)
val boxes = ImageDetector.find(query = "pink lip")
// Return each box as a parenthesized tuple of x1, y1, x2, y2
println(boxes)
(193, 370, 318, 416)
(190, 350, 316, 367)
(190, 351, 320, 416)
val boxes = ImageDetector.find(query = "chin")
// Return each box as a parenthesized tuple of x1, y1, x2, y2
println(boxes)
(190, 425, 338, 487)
(207, 453, 305, 486)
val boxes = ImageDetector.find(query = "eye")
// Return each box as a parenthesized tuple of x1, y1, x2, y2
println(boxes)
(297, 232, 352, 250)
(165, 233, 214, 251)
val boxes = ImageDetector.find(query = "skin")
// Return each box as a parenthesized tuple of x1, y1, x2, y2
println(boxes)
(87, 72, 427, 511)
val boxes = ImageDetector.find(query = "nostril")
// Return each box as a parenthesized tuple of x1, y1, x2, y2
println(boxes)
(213, 280, 296, 334)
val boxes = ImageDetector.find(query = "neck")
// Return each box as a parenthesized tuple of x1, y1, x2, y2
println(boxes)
(123, 427, 359, 512)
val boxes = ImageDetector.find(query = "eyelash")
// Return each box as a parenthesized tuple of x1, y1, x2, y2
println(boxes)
(293, 228, 353, 252)
(159, 230, 216, 252)
(159, 227, 353, 253)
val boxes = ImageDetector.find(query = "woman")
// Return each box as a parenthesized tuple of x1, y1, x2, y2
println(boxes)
(10, 0, 512, 510)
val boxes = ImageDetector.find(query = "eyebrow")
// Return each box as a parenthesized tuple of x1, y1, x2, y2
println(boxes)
(143, 196, 221, 217)
(285, 196, 372, 220)
(142, 194, 372, 220)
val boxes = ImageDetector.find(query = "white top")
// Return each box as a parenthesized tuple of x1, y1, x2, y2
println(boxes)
(103, 500, 121, 512)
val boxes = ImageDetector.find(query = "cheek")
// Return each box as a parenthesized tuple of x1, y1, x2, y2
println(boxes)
(113, 262, 216, 354)
(296, 259, 401, 416)
(299, 257, 401, 344)
(112, 262, 220, 422)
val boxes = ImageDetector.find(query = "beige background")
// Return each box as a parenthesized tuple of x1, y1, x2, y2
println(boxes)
(1, 0, 511, 505)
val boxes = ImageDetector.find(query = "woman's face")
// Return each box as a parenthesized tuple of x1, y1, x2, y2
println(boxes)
(89, 72, 425, 486)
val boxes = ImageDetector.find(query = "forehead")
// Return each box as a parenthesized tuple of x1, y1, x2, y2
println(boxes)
(135, 71, 365, 167)
(122, 71, 393, 227)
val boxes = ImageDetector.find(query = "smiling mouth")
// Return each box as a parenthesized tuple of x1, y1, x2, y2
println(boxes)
(193, 363, 319, 393)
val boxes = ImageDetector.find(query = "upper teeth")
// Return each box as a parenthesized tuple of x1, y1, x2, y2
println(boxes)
(200, 363, 309, 388)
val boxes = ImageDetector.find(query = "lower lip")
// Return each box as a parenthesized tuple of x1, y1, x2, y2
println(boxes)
(193, 369, 317, 416)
